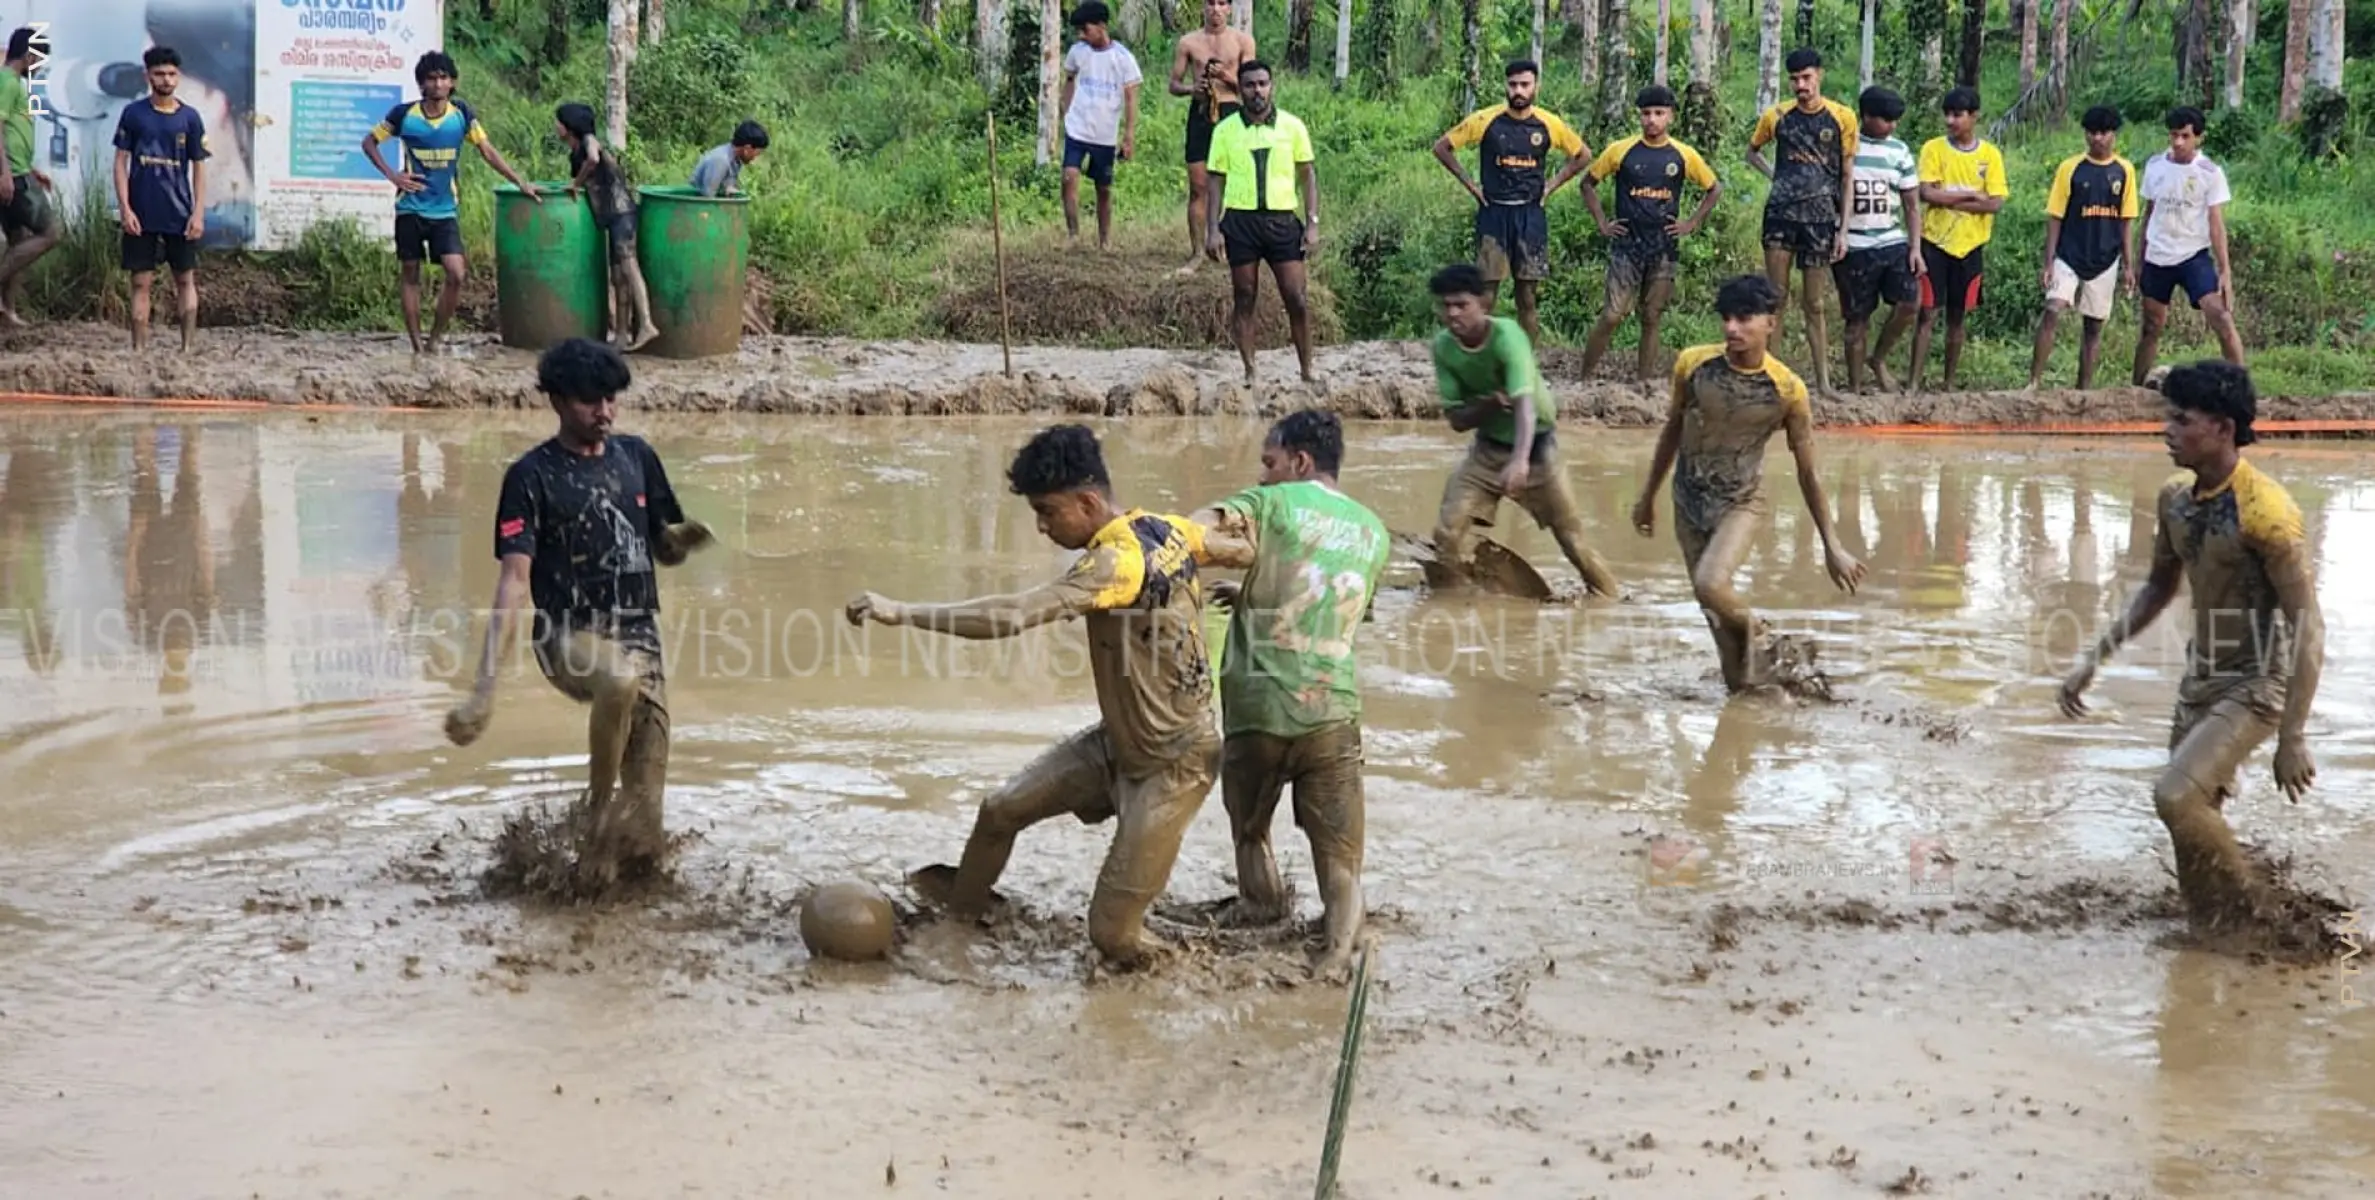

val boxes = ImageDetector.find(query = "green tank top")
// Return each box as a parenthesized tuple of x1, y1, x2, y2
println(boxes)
(1214, 480, 1391, 739)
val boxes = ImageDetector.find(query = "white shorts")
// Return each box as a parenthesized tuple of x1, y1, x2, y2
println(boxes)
(2047, 258, 2118, 322)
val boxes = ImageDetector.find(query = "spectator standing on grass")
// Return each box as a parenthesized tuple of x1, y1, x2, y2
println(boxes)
(2026, 106, 2138, 394)
(2132, 106, 2244, 387)
(556, 103, 660, 353)
(1058, 2, 1141, 252)
(1169, 0, 1256, 276)
(1746, 48, 1857, 403)
(1908, 87, 2007, 394)
(363, 52, 541, 356)
(1203, 61, 1318, 386)
(1832, 86, 1923, 395)
(1572, 85, 1721, 385)
(691, 122, 768, 198)
(1431, 58, 1591, 348)
(0, 27, 60, 329)
(113, 47, 208, 353)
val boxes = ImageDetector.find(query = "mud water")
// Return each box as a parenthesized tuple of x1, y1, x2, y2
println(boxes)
(2, 412, 2372, 1198)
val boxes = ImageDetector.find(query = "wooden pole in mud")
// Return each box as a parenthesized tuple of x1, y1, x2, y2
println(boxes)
(986, 112, 1015, 378)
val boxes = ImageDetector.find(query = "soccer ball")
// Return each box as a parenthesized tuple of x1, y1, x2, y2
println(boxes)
(799, 880, 898, 962)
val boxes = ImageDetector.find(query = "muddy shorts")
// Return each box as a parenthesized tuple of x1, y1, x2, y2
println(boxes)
(2168, 674, 2284, 801)
(1185, 101, 1242, 165)
(1673, 498, 1762, 581)
(1474, 202, 1549, 283)
(1, 175, 56, 238)
(535, 626, 668, 712)
(395, 213, 465, 264)
(121, 231, 198, 276)
(996, 722, 1221, 906)
(1919, 241, 1984, 313)
(598, 210, 638, 269)
(1832, 242, 1918, 323)
(1762, 213, 1838, 269)
(1604, 243, 1676, 313)
(1436, 432, 1584, 545)
(1222, 722, 1364, 868)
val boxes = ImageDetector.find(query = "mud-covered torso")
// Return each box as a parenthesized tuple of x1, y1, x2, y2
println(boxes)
(1669, 345, 1810, 535)
(1754, 100, 1855, 225)
(1058, 511, 1218, 773)
(1213, 481, 1390, 739)
(2155, 460, 2307, 700)
(494, 435, 686, 653)
(570, 142, 637, 223)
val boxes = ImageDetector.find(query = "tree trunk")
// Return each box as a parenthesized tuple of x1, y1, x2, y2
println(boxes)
(2177, 0, 2214, 104)
(1036, 0, 1060, 165)
(1957, 0, 1983, 87)
(1335, 0, 1352, 87)
(2305, 0, 2343, 91)
(1601, 0, 1632, 127)
(1689, 0, 1716, 83)
(1756, 0, 1782, 113)
(1287, 0, 1314, 69)
(1577, 0, 1600, 92)
(1795, 0, 1813, 49)
(2019, 0, 2038, 93)
(645, 0, 667, 45)
(541, 0, 572, 89)
(606, 0, 637, 151)
(1532, 0, 1545, 68)
(978, 0, 1009, 91)
(844, 0, 862, 42)
(2050, 0, 2072, 117)
(1232, 0, 1251, 33)
(1461, 0, 1482, 112)
(2280, 0, 2312, 120)
(1859, 0, 1876, 88)
(1653, 0, 1670, 85)
(2222, 0, 2250, 108)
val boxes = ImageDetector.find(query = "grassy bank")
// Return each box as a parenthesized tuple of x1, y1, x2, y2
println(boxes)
(16, 0, 2375, 395)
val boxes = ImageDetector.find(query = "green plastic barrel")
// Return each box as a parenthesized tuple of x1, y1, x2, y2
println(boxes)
(635, 185, 750, 359)
(494, 182, 608, 350)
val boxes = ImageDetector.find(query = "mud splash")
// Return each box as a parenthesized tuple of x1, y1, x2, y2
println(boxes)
(6, 321, 2372, 426)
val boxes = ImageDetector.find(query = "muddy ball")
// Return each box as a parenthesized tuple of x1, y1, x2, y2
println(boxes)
(799, 880, 897, 962)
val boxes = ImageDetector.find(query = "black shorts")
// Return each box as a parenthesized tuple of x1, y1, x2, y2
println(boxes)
(598, 210, 638, 268)
(2, 175, 57, 238)
(1919, 241, 1984, 313)
(1604, 244, 1676, 311)
(1474, 203, 1549, 283)
(1062, 136, 1117, 186)
(120, 230, 198, 275)
(1220, 210, 1305, 267)
(395, 213, 465, 263)
(1185, 101, 1241, 166)
(1832, 242, 1919, 322)
(1762, 213, 1838, 268)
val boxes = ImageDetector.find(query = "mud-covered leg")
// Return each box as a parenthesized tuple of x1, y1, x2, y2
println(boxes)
(1087, 745, 1216, 967)
(604, 689, 670, 880)
(2159, 699, 2279, 928)
(1683, 507, 1761, 692)
(1222, 732, 1292, 922)
(1520, 448, 1620, 597)
(916, 725, 1110, 915)
(1294, 723, 1367, 982)
(561, 631, 642, 888)
(1430, 447, 1499, 579)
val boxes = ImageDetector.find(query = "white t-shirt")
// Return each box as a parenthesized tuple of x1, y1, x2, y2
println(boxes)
(1062, 41, 1143, 147)
(1844, 135, 1919, 252)
(2140, 152, 2231, 266)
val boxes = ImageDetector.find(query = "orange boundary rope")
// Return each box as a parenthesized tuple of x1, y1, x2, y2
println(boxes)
(1843, 419, 2375, 437)
(0, 390, 434, 414)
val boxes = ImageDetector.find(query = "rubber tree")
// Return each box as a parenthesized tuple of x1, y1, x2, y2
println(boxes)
(1461, 0, 1482, 112)
(845, 0, 863, 42)
(1682, 0, 1718, 151)
(2222, 0, 2251, 109)
(606, 0, 638, 150)
(1957, 0, 1982, 87)
(647, 0, 666, 45)
(1232, 0, 1250, 33)
(1600, 0, 1631, 128)
(1036, 0, 1060, 165)
(2020, 0, 2039, 94)
(1652, 0, 1670, 86)
(1573, 0, 1600, 94)
(2279, 0, 2311, 121)
(1334, 0, 1352, 88)
(1532, 0, 1545, 69)
(2305, 0, 2343, 94)
(979, 0, 1009, 91)
(1859, 0, 1876, 89)
(2051, 0, 2072, 118)
(1756, 0, 1781, 113)
(1287, 0, 1314, 70)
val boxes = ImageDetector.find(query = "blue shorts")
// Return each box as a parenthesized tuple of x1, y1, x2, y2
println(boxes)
(1062, 137, 1117, 187)
(2141, 250, 2221, 309)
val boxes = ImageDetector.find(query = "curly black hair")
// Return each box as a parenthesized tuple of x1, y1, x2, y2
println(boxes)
(414, 51, 458, 84)
(2163, 359, 2257, 447)
(536, 337, 632, 403)
(1269, 409, 1344, 476)
(1714, 274, 1784, 319)
(1007, 424, 1112, 497)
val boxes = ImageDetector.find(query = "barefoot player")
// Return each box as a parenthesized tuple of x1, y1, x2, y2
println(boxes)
(1573, 85, 1721, 384)
(1432, 58, 1591, 347)
(847, 424, 1254, 968)
(1189, 409, 1390, 981)
(2026, 106, 2137, 393)
(1745, 48, 1856, 401)
(112, 47, 208, 352)
(1632, 275, 1866, 693)
(2058, 360, 2321, 931)
(1428, 263, 1619, 598)
(1204, 62, 1319, 385)
(1834, 86, 1923, 394)
(1170, 0, 1255, 275)
(445, 339, 716, 891)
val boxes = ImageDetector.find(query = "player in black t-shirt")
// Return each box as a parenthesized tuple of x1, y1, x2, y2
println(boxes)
(444, 338, 715, 891)
(2025, 106, 2139, 393)
(1575, 86, 1722, 383)
(1433, 59, 1592, 346)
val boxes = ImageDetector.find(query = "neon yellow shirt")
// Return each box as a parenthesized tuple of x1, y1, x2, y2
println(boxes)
(1210, 110, 1314, 213)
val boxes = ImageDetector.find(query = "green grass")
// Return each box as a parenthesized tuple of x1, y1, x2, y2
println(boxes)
(19, 0, 2373, 396)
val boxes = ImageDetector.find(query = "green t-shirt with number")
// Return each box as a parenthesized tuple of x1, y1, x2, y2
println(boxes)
(1432, 316, 1554, 445)
(0, 70, 32, 178)
(1215, 479, 1391, 739)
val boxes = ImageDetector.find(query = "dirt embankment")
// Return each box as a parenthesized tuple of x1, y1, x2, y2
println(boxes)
(7, 321, 2373, 428)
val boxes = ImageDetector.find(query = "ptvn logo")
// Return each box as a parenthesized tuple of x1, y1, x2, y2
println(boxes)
(2341, 911, 2365, 1009)
(18, 24, 49, 118)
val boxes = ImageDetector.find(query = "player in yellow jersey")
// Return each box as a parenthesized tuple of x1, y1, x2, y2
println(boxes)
(1632, 275, 1866, 694)
(2058, 360, 2323, 932)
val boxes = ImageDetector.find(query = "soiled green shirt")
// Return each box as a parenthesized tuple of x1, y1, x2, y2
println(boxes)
(1432, 316, 1554, 445)
(1213, 480, 1390, 739)
(1, 70, 31, 177)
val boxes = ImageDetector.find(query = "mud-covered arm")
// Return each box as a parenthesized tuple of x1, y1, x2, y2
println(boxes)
(1782, 401, 1845, 554)
(2268, 541, 2324, 745)
(1637, 377, 1688, 509)
(1189, 505, 1259, 569)
(470, 554, 533, 698)
(875, 582, 1089, 640)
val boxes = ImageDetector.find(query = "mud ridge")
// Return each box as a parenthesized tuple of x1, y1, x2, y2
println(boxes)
(8, 322, 2370, 427)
